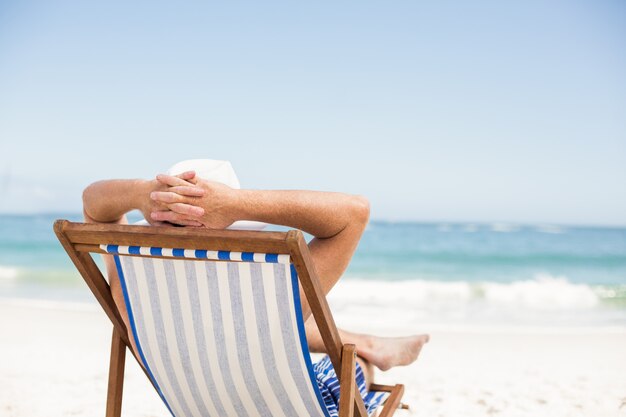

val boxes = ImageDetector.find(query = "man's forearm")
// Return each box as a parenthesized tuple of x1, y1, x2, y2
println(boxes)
(83, 179, 148, 223)
(229, 188, 370, 317)
(232, 189, 370, 239)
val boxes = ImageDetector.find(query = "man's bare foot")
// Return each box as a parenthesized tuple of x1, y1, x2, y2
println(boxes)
(359, 334, 430, 371)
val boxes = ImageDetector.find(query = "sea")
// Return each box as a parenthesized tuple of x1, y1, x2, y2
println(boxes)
(1, 213, 625, 329)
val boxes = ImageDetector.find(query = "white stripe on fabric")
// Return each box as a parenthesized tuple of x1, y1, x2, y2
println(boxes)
(153, 259, 203, 417)
(206, 261, 251, 416)
(126, 256, 186, 417)
(226, 263, 276, 416)
(215, 262, 261, 417)
(261, 264, 310, 416)
(171, 260, 220, 416)
(277, 254, 290, 264)
(126, 257, 185, 417)
(262, 264, 323, 416)
(183, 261, 229, 416)
(237, 262, 286, 417)
(118, 257, 180, 416)
(278, 263, 328, 417)
(248, 263, 302, 416)
(193, 262, 238, 416)
(205, 250, 220, 260)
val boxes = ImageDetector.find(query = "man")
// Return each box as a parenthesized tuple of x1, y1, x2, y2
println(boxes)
(82, 162, 428, 414)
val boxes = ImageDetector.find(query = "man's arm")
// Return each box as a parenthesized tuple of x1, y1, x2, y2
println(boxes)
(83, 179, 149, 224)
(82, 176, 205, 278)
(83, 179, 154, 289)
(224, 188, 370, 296)
(83, 175, 204, 225)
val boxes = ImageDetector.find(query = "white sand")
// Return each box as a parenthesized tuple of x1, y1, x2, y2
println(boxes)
(1, 299, 625, 417)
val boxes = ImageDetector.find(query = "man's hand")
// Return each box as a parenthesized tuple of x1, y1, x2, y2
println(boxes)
(149, 174, 238, 229)
(141, 171, 206, 227)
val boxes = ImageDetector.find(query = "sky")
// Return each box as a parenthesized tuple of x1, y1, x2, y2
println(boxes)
(0, 0, 625, 225)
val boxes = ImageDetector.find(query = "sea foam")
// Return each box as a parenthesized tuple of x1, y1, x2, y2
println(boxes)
(0, 266, 19, 280)
(333, 274, 599, 311)
(480, 274, 598, 310)
(328, 275, 617, 328)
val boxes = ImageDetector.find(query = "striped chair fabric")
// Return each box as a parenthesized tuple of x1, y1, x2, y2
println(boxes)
(102, 244, 331, 417)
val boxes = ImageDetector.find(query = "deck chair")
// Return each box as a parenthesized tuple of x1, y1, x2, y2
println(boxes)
(54, 220, 405, 417)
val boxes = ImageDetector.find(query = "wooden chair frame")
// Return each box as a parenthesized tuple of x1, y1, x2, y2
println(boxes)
(54, 220, 404, 417)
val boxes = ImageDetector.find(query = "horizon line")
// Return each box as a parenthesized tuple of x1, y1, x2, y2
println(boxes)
(0, 211, 625, 229)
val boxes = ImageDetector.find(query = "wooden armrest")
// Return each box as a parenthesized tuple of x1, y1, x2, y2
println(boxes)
(338, 344, 357, 417)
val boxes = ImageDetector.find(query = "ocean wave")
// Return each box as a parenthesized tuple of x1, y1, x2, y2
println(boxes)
(0, 264, 82, 285)
(326, 275, 626, 328)
(479, 274, 598, 310)
(331, 274, 620, 312)
(534, 224, 566, 234)
(490, 223, 521, 233)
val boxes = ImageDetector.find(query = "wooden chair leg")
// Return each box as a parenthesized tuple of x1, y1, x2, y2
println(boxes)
(339, 344, 357, 417)
(106, 327, 126, 417)
(373, 383, 405, 417)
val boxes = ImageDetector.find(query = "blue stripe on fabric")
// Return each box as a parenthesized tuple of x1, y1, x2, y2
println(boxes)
(195, 249, 207, 259)
(314, 358, 338, 415)
(172, 248, 185, 257)
(128, 246, 141, 255)
(289, 263, 332, 417)
(363, 391, 386, 414)
(162, 260, 212, 416)
(107, 244, 119, 254)
(113, 255, 177, 417)
(265, 253, 278, 263)
(150, 247, 162, 257)
(313, 357, 340, 416)
(313, 354, 382, 417)
(217, 251, 230, 261)
(242, 252, 255, 262)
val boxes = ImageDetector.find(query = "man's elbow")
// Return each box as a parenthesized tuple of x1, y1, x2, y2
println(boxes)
(350, 195, 370, 226)
(82, 182, 99, 221)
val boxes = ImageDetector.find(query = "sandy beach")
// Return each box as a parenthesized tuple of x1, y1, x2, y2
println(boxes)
(1, 298, 624, 417)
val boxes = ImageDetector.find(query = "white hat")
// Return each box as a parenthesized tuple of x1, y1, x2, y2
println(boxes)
(166, 159, 241, 189)
(137, 159, 268, 230)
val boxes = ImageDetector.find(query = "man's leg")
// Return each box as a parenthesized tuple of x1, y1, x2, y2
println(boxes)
(356, 356, 374, 390)
(305, 318, 429, 372)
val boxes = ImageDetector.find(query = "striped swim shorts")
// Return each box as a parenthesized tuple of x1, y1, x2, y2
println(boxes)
(313, 355, 386, 416)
